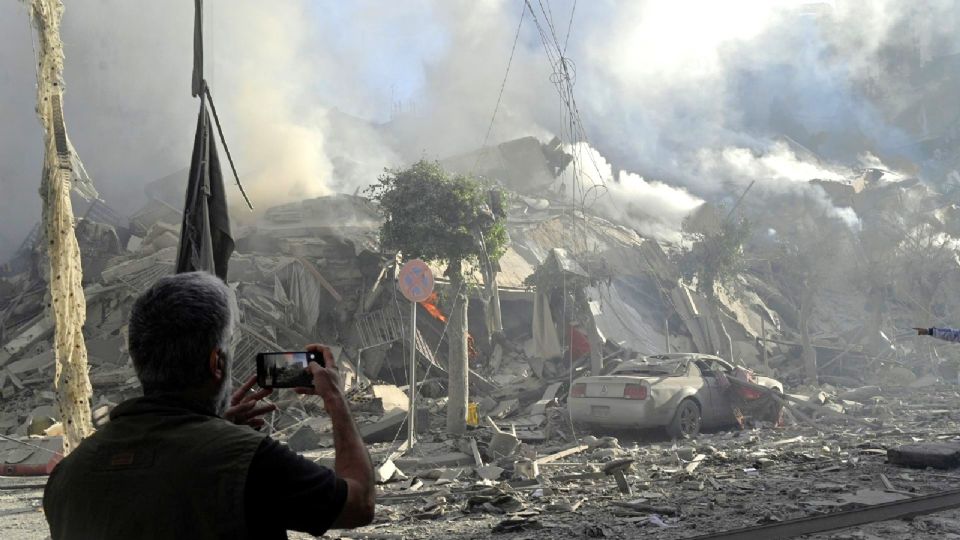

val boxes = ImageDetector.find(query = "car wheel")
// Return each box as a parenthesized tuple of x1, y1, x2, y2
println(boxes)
(666, 398, 702, 439)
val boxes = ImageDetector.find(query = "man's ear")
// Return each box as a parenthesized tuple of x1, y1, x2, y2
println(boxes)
(209, 349, 225, 382)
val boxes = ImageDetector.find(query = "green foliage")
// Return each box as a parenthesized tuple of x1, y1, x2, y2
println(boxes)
(366, 160, 508, 276)
(678, 215, 752, 298)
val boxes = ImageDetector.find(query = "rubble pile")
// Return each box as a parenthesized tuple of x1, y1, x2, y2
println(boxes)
(296, 384, 960, 539)
(3, 135, 960, 538)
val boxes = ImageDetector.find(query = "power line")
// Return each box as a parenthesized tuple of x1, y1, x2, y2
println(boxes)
(473, 2, 527, 173)
(562, 0, 577, 55)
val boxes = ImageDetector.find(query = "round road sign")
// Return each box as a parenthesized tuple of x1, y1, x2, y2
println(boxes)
(398, 259, 434, 303)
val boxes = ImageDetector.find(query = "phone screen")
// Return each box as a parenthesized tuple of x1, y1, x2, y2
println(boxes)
(256, 351, 318, 388)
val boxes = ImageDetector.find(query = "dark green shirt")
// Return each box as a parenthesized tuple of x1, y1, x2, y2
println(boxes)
(43, 394, 346, 539)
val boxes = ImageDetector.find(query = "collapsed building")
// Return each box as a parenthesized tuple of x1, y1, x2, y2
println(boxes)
(4, 134, 960, 537)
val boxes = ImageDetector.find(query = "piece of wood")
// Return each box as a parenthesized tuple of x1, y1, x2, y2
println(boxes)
(728, 377, 876, 428)
(613, 470, 632, 495)
(610, 500, 679, 516)
(534, 444, 590, 465)
(879, 474, 895, 491)
(706, 476, 722, 490)
(295, 256, 343, 302)
(550, 471, 607, 482)
(469, 438, 484, 467)
(7, 369, 24, 390)
(685, 454, 707, 474)
(530, 382, 563, 415)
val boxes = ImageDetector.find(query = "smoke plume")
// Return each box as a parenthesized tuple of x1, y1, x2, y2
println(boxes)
(0, 0, 956, 259)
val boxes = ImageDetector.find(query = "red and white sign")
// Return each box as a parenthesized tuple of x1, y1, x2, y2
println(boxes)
(398, 259, 434, 303)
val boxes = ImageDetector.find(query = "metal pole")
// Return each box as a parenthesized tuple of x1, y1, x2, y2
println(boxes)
(407, 299, 417, 448)
(665, 317, 670, 352)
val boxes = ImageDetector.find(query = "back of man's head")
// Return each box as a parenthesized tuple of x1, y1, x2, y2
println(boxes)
(128, 271, 233, 393)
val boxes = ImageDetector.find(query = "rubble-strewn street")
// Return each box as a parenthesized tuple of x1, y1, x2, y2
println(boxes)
(4, 382, 960, 539)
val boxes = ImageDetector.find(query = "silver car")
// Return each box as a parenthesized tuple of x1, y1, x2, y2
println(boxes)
(568, 353, 784, 438)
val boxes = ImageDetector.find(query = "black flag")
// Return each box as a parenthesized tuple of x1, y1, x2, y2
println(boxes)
(175, 97, 234, 280)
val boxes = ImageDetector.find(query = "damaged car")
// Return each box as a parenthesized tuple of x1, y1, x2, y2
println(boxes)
(568, 353, 784, 438)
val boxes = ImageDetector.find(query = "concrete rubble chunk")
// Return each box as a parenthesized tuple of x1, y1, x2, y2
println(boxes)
(376, 458, 399, 483)
(371, 384, 409, 413)
(359, 408, 428, 444)
(476, 464, 505, 481)
(888, 442, 960, 469)
(286, 425, 324, 453)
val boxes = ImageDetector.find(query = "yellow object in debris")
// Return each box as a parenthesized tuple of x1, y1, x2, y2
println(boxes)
(466, 402, 479, 426)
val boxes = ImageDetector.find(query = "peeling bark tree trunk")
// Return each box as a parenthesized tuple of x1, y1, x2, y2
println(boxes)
(31, 0, 94, 454)
(800, 286, 818, 386)
(446, 263, 469, 436)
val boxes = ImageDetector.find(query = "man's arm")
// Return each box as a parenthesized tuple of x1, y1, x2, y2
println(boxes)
(301, 344, 375, 528)
(916, 327, 960, 343)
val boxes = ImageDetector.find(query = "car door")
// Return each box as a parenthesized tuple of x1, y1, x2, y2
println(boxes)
(696, 358, 732, 427)
(683, 362, 716, 425)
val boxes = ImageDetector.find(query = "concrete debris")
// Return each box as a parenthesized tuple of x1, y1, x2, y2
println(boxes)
(476, 465, 505, 481)
(285, 425, 325, 453)
(888, 442, 960, 470)
(5, 129, 960, 539)
(376, 459, 400, 484)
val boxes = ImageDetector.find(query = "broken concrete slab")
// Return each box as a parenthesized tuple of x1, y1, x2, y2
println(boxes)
(529, 382, 562, 416)
(359, 408, 429, 444)
(286, 425, 324, 453)
(4, 350, 54, 375)
(488, 398, 520, 419)
(488, 430, 520, 460)
(837, 489, 911, 507)
(372, 384, 409, 413)
(477, 465, 505, 481)
(376, 459, 399, 483)
(394, 452, 474, 472)
(889, 442, 960, 469)
(514, 459, 539, 480)
(85, 337, 126, 366)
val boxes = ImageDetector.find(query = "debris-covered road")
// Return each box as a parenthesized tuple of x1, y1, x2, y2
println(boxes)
(8, 384, 960, 539)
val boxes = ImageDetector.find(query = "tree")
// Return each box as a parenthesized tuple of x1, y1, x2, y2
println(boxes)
(678, 212, 752, 300)
(367, 160, 507, 435)
(766, 211, 854, 385)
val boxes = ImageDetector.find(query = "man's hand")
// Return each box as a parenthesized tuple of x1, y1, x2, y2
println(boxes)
(914, 327, 932, 336)
(294, 343, 375, 528)
(224, 375, 276, 429)
(294, 344, 342, 405)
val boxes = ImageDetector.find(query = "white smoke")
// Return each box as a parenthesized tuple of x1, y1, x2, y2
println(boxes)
(0, 0, 954, 259)
(697, 142, 850, 186)
(563, 143, 704, 241)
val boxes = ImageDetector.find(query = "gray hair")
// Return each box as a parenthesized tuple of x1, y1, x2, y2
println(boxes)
(128, 271, 234, 393)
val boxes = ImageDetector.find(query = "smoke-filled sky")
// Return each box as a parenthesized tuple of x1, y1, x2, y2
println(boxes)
(1, 0, 958, 258)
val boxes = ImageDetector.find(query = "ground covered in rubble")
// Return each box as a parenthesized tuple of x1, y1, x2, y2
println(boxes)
(349, 386, 960, 540)
(3, 385, 960, 539)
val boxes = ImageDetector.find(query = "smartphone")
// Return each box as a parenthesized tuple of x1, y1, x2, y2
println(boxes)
(256, 351, 322, 388)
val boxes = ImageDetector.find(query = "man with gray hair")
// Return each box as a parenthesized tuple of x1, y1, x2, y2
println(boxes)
(44, 272, 375, 539)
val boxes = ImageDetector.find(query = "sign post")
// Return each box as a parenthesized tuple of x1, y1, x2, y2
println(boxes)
(397, 259, 434, 448)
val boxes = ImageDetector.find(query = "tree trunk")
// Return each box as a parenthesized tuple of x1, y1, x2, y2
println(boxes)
(446, 264, 469, 436)
(32, 0, 94, 455)
(489, 269, 503, 335)
(800, 287, 818, 386)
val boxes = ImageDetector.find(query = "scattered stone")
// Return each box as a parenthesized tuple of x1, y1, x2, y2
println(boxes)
(376, 459, 399, 483)
(477, 465, 505, 481)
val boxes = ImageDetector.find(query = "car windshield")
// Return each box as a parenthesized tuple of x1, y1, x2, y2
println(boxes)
(613, 360, 687, 376)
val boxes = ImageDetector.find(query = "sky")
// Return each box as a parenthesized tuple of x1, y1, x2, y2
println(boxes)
(1, 0, 958, 259)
